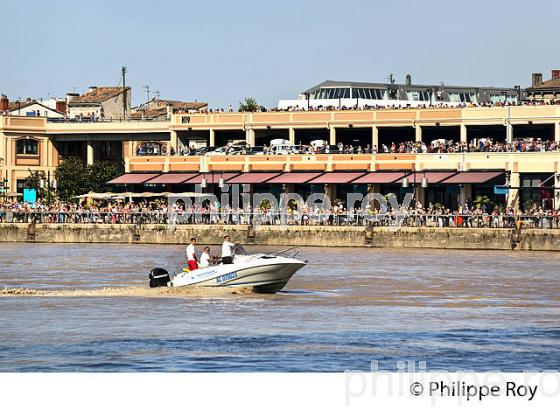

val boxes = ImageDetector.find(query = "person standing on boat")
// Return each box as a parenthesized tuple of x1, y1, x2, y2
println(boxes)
(199, 246, 211, 268)
(221, 235, 235, 264)
(186, 237, 198, 271)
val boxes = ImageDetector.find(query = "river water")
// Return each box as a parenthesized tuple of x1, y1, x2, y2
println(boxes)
(0, 243, 558, 372)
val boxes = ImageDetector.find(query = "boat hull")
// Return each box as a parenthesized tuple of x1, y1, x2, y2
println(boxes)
(169, 254, 305, 293)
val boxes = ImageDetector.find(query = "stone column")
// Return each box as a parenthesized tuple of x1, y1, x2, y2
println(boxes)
(209, 129, 216, 147)
(86, 140, 94, 165)
(329, 127, 336, 145)
(555, 122, 560, 143)
(170, 130, 178, 152)
(506, 123, 513, 144)
(371, 126, 378, 150)
(246, 128, 255, 146)
(460, 124, 468, 143)
(415, 125, 422, 142)
(325, 184, 336, 203)
(507, 172, 520, 210)
(288, 127, 295, 144)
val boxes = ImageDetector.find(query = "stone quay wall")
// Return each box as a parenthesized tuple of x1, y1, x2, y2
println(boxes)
(1, 223, 560, 251)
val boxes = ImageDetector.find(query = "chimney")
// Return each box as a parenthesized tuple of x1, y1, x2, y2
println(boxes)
(0, 94, 8, 111)
(532, 73, 543, 87)
(55, 100, 67, 114)
(66, 93, 79, 104)
(552, 70, 560, 80)
(88, 86, 98, 93)
(26, 97, 32, 102)
(405, 74, 412, 86)
(166, 103, 174, 119)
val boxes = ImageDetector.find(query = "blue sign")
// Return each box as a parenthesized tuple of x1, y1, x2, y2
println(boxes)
(23, 188, 37, 203)
(494, 185, 509, 195)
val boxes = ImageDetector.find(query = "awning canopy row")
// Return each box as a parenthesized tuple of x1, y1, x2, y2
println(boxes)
(108, 171, 504, 185)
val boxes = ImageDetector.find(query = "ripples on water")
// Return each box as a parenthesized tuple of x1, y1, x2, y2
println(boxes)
(0, 243, 559, 372)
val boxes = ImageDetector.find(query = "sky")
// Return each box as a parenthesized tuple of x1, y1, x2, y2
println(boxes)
(1, 0, 558, 109)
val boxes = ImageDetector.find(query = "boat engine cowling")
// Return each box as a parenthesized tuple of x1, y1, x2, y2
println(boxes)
(149, 268, 170, 288)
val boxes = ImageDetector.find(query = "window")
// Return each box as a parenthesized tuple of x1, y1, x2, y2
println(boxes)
(311, 88, 350, 100)
(406, 91, 430, 101)
(448, 92, 473, 103)
(351, 88, 385, 100)
(16, 138, 38, 155)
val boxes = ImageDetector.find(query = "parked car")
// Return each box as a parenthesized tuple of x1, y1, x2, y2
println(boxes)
(245, 146, 265, 155)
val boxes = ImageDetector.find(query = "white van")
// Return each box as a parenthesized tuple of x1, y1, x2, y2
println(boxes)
(269, 139, 295, 155)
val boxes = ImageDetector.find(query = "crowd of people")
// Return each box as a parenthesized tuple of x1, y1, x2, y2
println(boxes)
(135, 137, 560, 158)
(377, 138, 560, 154)
(207, 98, 560, 114)
(1, 199, 559, 230)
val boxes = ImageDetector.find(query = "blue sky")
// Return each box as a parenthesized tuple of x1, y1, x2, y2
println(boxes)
(1, 0, 558, 108)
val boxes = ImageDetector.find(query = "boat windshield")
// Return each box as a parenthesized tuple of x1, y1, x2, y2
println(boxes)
(233, 244, 248, 255)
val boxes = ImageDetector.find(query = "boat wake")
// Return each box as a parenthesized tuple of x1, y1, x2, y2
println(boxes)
(0, 285, 255, 298)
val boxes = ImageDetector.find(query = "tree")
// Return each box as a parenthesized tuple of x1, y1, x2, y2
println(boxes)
(86, 161, 123, 193)
(473, 195, 493, 212)
(55, 157, 88, 201)
(23, 169, 47, 199)
(238, 97, 260, 112)
(55, 157, 123, 201)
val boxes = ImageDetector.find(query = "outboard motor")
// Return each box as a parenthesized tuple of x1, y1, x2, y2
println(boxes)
(149, 268, 170, 288)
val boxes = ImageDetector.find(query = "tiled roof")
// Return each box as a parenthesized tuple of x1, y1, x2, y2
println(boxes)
(7, 100, 63, 114)
(8, 100, 37, 111)
(157, 99, 207, 110)
(529, 78, 560, 90)
(130, 107, 167, 119)
(136, 98, 207, 111)
(131, 99, 208, 118)
(70, 87, 130, 104)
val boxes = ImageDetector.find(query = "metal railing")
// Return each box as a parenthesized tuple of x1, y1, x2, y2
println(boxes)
(46, 117, 170, 123)
(1, 210, 559, 229)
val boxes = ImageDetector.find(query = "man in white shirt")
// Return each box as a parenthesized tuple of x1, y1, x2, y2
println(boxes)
(221, 235, 235, 264)
(199, 247, 211, 268)
(186, 237, 198, 271)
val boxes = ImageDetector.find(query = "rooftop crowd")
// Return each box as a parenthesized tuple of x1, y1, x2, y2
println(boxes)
(205, 98, 560, 114)
(1, 198, 559, 229)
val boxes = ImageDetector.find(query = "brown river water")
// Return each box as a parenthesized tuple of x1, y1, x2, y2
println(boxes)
(0, 243, 559, 371)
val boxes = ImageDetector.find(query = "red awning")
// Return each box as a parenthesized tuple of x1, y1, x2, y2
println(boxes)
(107, 173, 159, 184)
(441, 172, 504, 184)
(353, 172, 410, 184)
(187, 173, 240, 184)
(226, 173, 280, 184)
(307, 172, 365, 184)
(147, 173, 199, 184)
(395, 172, 457, 184)
(267, 172, 323, 184)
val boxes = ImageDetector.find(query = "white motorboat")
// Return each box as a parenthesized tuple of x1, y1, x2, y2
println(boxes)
(148, 246, 306, 293)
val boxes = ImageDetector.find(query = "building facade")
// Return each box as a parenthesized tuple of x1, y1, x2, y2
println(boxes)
(526, 70, 560, 102)
(1, 96, 65, 118)
(278, 76, 521, 110)
(67, 86, 132, 119)
(2, 105, 560, 210)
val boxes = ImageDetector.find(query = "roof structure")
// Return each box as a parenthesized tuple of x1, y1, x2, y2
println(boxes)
(70, 87, 130, 105)
(527, 78, 560, 90)
(303, 80, 517, 94)
(8, 100, 64, 115)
